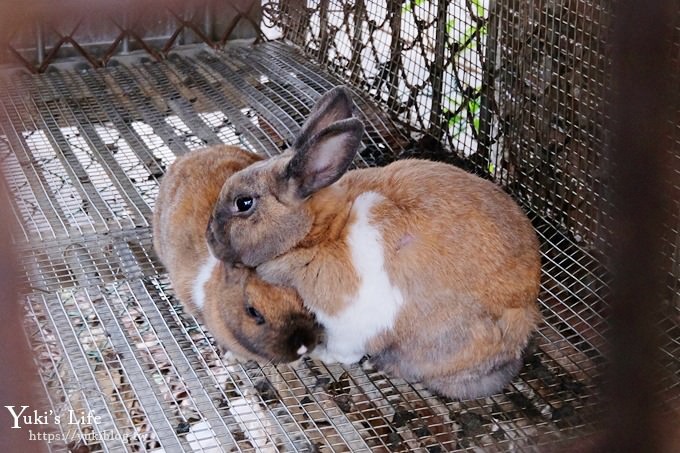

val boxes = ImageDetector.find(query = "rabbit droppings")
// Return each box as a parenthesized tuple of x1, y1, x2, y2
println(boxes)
(153, 146, 322, 364)
(207, 88, 542, 399)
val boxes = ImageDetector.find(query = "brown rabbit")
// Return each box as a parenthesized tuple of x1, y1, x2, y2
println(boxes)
(207, 87, 542, 399)
(153, 146, 322, 364)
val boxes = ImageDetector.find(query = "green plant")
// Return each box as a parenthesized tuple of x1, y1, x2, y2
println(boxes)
(443, 2, 488, 146)
(446, 97, 480, 136)
(402, 0, 428, 13)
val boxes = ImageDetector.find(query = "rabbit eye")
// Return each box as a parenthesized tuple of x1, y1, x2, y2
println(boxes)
(234, 196, 255, 213)
(246, 305, 265, 325)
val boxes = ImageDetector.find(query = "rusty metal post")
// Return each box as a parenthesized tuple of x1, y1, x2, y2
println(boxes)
(0, 174, 46, 452)
(604, 0, 678, 451)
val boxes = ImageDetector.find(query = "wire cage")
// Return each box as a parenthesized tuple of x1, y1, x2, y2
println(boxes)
(0, 0, 678, 451)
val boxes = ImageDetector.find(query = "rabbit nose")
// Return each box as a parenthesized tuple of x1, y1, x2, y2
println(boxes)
(289, 327, 317, 356)
(291, 331, 308, 355)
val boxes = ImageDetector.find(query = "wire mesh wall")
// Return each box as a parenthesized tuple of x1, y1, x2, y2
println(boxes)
(2, 44, 608, 451)
(265, 0, 492, 165)
(0, 0, 264, 73)
(0, 0, 678, 451)
(263, 0, 613, 248)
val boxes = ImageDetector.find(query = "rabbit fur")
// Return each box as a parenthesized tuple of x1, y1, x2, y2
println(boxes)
(153, 146, 322, 364)
(206, 88, 541, 399)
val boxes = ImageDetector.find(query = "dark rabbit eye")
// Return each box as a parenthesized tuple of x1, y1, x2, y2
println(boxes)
(234, 196, 255, 213)
(246, 305, 265, 325)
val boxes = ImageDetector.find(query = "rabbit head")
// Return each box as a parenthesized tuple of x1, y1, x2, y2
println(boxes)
(207, 86, 364, 267)
(204, 266, 322, 363)
(153, 145, 323, 364)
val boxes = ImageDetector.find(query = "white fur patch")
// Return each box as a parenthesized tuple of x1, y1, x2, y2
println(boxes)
(313, 191, 404, 364)
(192, 255, 218, 309)
(296, 345, 308, 356)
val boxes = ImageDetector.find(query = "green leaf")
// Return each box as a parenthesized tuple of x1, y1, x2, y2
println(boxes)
(402, 0, 427, 13)
(471, 0, 486, 17)
(448, 114, 463, 128)
(446, 19, 456, 35)
(466, 99, 479, 117)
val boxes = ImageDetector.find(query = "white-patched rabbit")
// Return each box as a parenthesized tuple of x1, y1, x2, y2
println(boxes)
(153, 146, 322, 364)
(207, 88, 542, 399)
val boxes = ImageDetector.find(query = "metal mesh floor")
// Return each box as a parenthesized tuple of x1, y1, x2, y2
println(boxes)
(2, 42, 612, 452)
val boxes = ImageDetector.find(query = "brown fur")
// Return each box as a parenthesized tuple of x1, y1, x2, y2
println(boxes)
(207, 88, 542, 398)
(153, 146, 322, 364)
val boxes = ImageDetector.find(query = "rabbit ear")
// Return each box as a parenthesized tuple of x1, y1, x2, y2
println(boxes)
(285, 117, 364, 198)
(294, 86, 356, 148)
(206, 211, 235, 263)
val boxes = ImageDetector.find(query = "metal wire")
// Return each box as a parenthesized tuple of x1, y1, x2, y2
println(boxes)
(1, 0, 265, 73)
(0, 42, 615, 451)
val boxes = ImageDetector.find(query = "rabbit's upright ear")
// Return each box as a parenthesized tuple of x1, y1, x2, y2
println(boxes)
(285, 87, 364, 198)
(295, 86, 356, 143)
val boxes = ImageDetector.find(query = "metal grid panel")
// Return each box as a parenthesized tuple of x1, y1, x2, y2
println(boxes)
(264, 1, 494, 168)
(1, 0, 264, 73)
(0, 43, 611, 450)
(264, 0, 680, 415)
(263, 0, 613, 249)
(491, 0, 612, 253)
